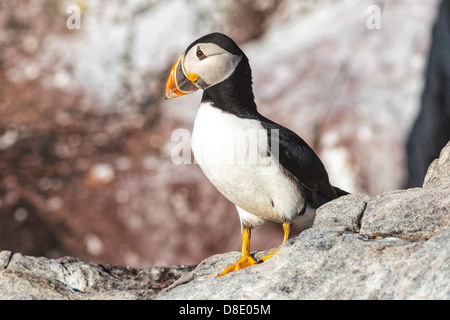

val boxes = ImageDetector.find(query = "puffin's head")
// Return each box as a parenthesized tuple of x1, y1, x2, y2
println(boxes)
(165, 33, 243, 99)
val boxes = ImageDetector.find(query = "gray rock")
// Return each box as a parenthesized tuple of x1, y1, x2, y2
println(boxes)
(423, 140, 450, 188)
(312, 194, 371, 233)
(1, 142, 449, 299)
(360, 187, 449, 239)
(158, 227, 449, 299)
(0, 251, 194, 300)
(360, 141, 450, 240)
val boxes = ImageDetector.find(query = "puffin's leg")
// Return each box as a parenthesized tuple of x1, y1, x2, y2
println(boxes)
(216, 227, 257, 277)
(257, 222, 291, 263)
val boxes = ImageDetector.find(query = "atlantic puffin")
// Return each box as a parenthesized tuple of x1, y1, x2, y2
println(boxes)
(165, 32, 348, 277)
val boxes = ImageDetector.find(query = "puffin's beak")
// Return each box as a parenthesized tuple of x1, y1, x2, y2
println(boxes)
(165, 55, 199, 99)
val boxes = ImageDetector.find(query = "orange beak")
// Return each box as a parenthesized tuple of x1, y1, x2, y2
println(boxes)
(165, 55, 199, 99)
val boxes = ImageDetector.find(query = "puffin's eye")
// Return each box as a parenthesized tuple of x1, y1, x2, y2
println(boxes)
(196, 47, 206, 60)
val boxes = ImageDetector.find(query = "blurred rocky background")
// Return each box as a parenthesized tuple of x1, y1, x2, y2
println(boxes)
(0, 0, 446, 268)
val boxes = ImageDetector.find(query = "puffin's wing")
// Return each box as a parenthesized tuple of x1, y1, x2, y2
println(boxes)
(259, 116, 338, 200)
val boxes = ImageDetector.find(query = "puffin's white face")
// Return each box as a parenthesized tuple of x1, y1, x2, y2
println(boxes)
(165, 43, 241, 99)
(184, 43, 242, 89)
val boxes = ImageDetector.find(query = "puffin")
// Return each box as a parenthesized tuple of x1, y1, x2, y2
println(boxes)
(165, 32, 348, 277)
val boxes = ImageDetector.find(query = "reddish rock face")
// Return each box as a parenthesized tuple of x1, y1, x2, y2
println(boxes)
(0, 1, 438, 268)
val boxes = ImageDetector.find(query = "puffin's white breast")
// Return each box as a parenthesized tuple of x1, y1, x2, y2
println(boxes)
(191, 102, 304, 223)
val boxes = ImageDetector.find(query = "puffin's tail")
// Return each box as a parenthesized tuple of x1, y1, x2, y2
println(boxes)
(333, 186, 350, 198)
(306, 185, 350, 209)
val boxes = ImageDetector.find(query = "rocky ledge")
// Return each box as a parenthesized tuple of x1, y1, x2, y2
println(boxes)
(1, 142, 449, 299)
